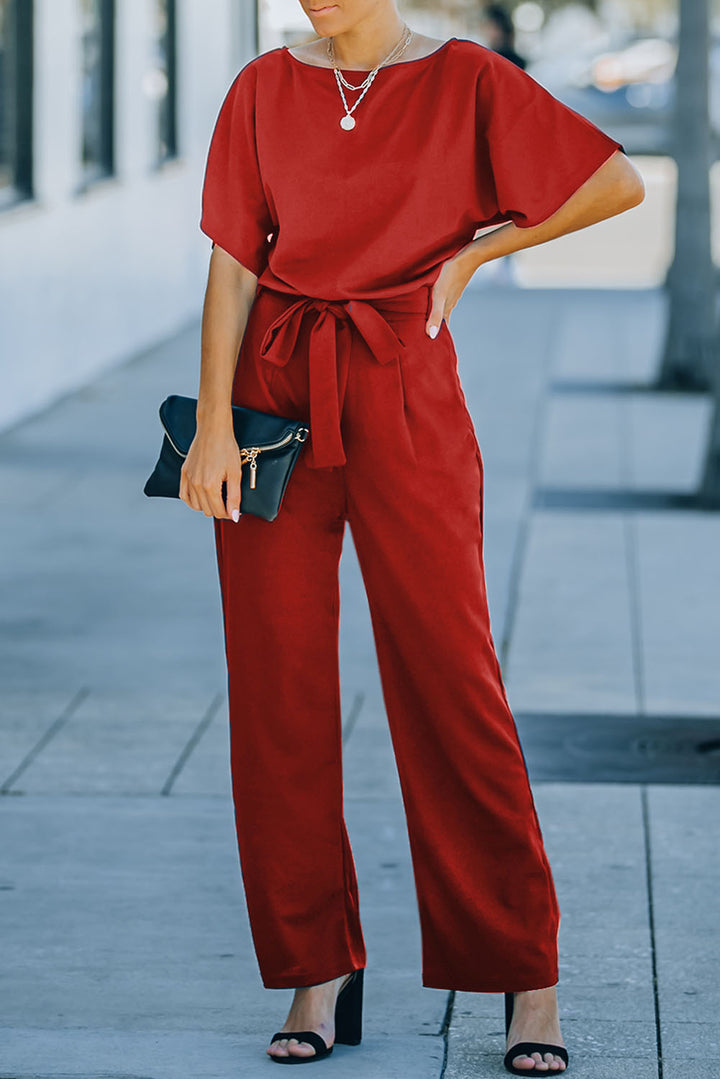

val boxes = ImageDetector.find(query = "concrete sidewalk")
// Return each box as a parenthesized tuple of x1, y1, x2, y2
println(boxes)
(1, 282, 718, 1079)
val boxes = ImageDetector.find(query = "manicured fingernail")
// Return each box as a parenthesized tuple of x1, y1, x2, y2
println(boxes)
(428, 325, 439, 339)
(232, 509, 239, 522)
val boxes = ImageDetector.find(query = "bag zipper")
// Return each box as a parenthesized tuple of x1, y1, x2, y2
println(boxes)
(161, 421, 309, 491)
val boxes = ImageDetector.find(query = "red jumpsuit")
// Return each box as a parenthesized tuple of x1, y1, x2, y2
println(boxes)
(199, 38, 624, 992)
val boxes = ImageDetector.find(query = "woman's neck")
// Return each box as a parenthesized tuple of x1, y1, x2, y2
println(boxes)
(319, 18, 408, 70)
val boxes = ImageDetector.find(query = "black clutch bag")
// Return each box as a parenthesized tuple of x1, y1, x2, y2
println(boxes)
(143, 394, 309, 521)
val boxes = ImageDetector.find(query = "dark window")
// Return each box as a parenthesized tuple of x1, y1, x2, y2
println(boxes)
(80, 0, 114, 184)
(149, 0, 177, 165)
(0, 0, 33, 209)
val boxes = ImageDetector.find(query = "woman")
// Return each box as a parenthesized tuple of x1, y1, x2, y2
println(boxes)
(181, 2, 644, 1072)
(480, 3, 528, 69)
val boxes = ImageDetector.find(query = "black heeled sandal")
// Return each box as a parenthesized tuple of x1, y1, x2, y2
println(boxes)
(503, 991, 569, 1074)
(268, 967, 364, 1065)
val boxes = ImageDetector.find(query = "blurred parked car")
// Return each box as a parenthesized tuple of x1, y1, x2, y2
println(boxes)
(528, 35, 720, 156)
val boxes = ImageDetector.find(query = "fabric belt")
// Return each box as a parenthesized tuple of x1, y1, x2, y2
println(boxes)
(257, 284, 432, 469)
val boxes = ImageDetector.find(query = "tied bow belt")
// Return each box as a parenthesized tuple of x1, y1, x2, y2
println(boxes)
(257, 284, 432, 470)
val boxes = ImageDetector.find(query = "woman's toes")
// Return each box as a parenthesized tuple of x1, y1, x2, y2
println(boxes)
(286, 1038, 317, 1057)
(512, 1055, 549, 1070)
(267, 1038, 289, 1057)
(509, 1049, 567, 1072)
(542, 1051, 566, 1070)
(267, 1036, 318, 1059)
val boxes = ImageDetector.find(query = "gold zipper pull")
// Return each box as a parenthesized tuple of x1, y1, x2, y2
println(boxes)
(242, 447, 260, 489)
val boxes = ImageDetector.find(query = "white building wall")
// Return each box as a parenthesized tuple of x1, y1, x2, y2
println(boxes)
(0, 0, 258, 432)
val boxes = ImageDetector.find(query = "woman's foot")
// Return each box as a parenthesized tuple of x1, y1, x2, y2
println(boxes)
(506, 985, 567, 1072)
(266, 972, 354, 1061)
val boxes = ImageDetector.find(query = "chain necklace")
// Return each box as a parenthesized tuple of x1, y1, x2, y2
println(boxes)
(327, 25, 413, 130)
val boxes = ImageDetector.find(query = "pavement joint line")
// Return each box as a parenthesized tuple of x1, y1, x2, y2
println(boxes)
(640, 785, 664, 1079)
(624, 513, 647, 715)
(618, 387, 632, 491)
(512, 714, 720, 783)
(532, 488, 712, 511)
(513, 710, 720, 723)
(160, 691, 225, 796)
(341, 690, 365, 745)
(549, 378, 710, 396)
(497, 291, 561, 671)
(438, 988, 456, 1078)
(0, 687, 90, 794)
(0, 791, 233, 800)
(619, 394, 647, 715)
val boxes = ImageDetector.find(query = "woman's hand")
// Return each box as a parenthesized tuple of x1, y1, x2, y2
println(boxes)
(179, 425, 243, 521)
(425, 252, 477, 338)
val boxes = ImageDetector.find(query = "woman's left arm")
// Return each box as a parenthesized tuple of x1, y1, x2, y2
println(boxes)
(427, 150, 645, 337)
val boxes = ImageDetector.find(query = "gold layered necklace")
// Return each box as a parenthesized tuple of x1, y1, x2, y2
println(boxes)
(327, 25, 413, 130)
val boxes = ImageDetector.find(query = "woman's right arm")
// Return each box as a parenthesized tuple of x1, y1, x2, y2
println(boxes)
(179, 244, 259, 521)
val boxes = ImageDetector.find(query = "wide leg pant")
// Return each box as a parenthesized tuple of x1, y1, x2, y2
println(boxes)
(213, 282, 561, 992)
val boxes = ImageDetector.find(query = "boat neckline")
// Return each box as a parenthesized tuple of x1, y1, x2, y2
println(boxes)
(282, 37, 457, 72)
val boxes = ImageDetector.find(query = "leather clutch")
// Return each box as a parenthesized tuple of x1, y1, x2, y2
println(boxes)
(143, 394, 310, 521)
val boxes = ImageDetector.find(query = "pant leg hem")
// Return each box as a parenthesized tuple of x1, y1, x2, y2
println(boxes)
(262, 962, 366, 990)
(421, 972, 559, 993)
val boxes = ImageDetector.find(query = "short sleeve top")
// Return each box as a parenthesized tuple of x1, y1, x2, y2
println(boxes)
(199, 37, 624, 301)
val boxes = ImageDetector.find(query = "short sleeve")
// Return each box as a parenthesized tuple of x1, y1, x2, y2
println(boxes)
(478, 50, 625, 229)
(199, 63, 274, 276)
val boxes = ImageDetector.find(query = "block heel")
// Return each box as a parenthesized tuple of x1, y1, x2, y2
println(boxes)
(334, 966, 364, 1046)
(269, 968, 364, 1064)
